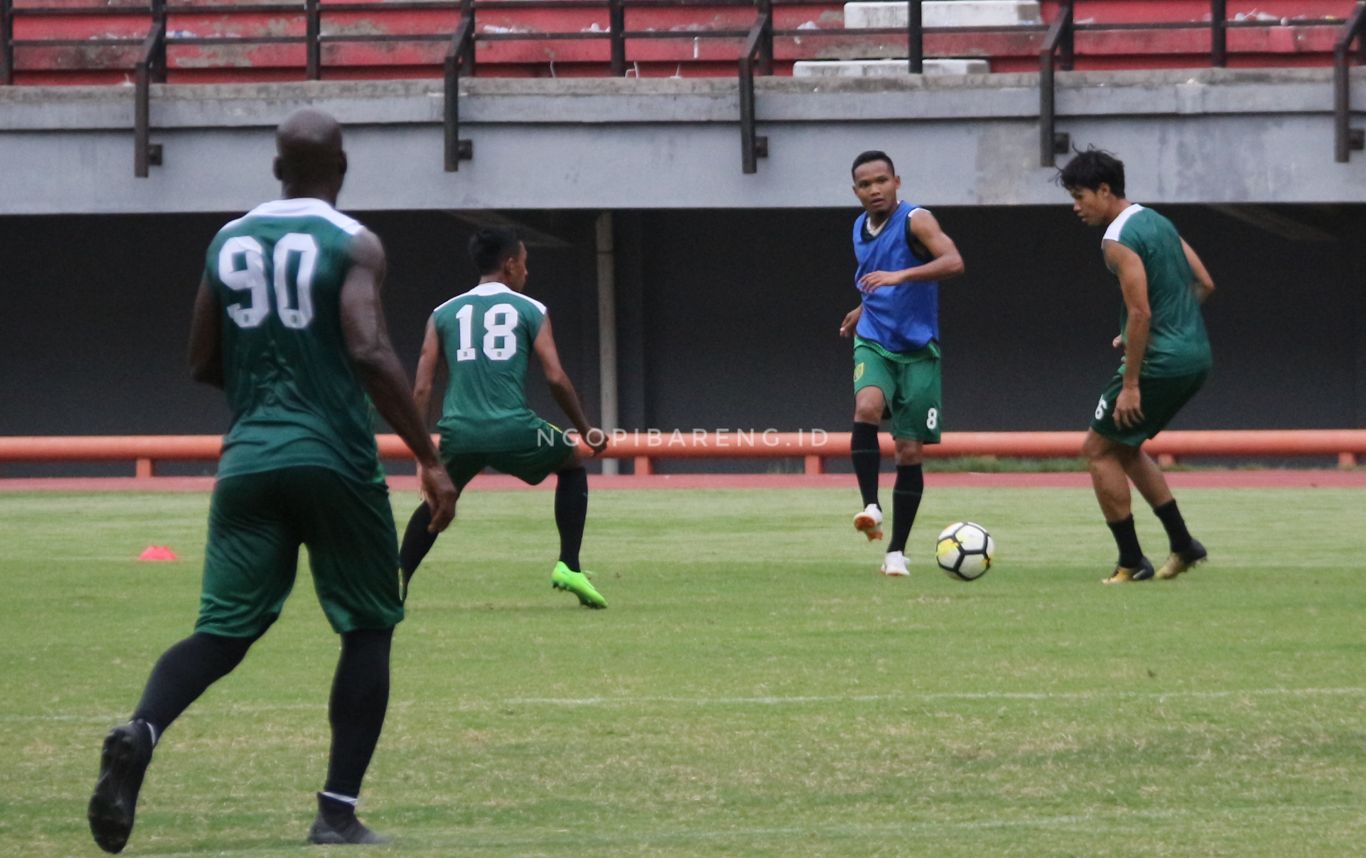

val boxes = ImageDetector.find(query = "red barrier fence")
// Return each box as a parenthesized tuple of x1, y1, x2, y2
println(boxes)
(1, 430, 1362, 479)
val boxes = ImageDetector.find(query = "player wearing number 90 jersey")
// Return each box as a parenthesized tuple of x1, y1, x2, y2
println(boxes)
(205, 198, 382, 484)
(87, 109, 457, 855)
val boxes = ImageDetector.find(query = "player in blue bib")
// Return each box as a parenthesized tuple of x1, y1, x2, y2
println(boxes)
(839, 150, 965, 578)
(1060, 148, 1216, 585)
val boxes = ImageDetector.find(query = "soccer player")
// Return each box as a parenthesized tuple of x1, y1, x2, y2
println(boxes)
(1059, 148, 1215, 584)
(397, 226, 610, 608)
(839, 150, 965, 578)
(87, 108, 458, 853)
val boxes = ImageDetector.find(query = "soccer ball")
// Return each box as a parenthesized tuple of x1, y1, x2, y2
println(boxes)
(935, 521, 995, 581)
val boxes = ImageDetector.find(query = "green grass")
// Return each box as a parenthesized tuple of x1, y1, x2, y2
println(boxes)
(922, 455, 1090, 472)
(1, 486, 1363, 857)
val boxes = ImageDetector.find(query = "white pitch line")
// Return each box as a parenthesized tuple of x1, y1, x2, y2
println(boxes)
(116, 803, 1366, 858)
(5, 686, 1364, 725)
(502, 686, 1366, 707)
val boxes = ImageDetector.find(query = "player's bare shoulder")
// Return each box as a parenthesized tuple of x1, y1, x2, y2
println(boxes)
(907, 205, 943, 234)
(347, 227, 386, 270)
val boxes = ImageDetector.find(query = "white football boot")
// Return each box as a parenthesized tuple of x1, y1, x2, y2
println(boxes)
(880, 550, 909, 577)
(853, 504, 884, 541)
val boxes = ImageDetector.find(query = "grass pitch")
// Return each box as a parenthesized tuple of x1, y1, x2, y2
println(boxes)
(1, 485, 1363, 857)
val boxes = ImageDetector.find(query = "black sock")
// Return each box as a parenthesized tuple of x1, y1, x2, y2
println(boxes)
(555, 467, 589, 571)
(317, 792, 358, 824)
(1107, 515, 1144, 568)
(887, 464, 924, 554)
(1153, 500, 1193, 553)
(323, 628, 393, 800)
(132, 631, 258, 738)
(399, 502, 439, 579)
(851, 422, 881, 508)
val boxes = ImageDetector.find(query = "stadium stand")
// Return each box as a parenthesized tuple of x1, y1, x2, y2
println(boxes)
(0, 0, 1357, 86)
(5, 1, 1360, 172)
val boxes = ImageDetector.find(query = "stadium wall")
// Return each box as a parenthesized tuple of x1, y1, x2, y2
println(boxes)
(3, 69, 1366, 214)
(1, 204, 1361, 467)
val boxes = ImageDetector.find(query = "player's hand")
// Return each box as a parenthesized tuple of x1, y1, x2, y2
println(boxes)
(416, 463, 431, 505)
(419, 465, 458, 533)
(1114, 386, 1144, 429)
(584, 427, 609, 457)
(839, 308, 861, 338)
(858, 270, 902, 292)
(1112, 335, 1123, 349)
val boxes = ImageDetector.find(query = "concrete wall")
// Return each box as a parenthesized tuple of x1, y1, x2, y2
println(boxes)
(622, 205, 1364, 437)
(0, 209, 598, 435)
(3, 204, 1361, 473)
(3, 69, 1366, 215)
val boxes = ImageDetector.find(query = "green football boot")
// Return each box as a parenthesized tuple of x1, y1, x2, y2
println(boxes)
(551, 562, 607, 609)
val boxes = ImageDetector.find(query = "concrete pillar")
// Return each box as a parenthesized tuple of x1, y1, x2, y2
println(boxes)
(595, 211, 620, 475)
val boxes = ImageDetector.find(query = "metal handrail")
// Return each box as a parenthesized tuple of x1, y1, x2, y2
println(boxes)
(1210, 0, 1227, 68)
(1039, 0, 1074, 168)
(133, 8, 165, 177)
(443, 0, 474, 171)
(906, 0, 921, 74)
(608, 0, 624, 76)
(737, 0, 771, 174)
(0, 0, 12, 86)
(305, 0, 319, 79)
(1334, 1, 1366, 162)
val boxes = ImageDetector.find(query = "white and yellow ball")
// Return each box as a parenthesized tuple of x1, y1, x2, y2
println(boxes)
(935, 521, 995, 581)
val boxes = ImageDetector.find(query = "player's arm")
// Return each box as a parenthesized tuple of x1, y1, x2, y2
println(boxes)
(187, 274, 224, 389)
(839, 304, 862, 338)
(408, 314, 451, 505)
(858, 208, 965, 292)
(411, 315, 446, 428)
(339, 230, 457, 531)
(1181, 238, 1216, 304)
(1103, 238, 1151, 429)
(533, 315, 606, 456)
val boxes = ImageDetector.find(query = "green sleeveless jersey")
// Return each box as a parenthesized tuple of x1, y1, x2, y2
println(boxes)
(432, 283, 548, 452)
(203, 198, 383, 484)
(1104, 204, 1212, 378)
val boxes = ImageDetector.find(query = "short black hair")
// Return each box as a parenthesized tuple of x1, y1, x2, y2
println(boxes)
(1058, 147, 1126, 197)
(851, 150, 895, 179)
(468, 226, 522, 275)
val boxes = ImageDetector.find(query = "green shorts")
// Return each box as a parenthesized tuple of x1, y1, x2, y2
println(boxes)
(853, 339, 943, 443)
(441, 419, 576, 488)
(197, 467, 402, 638)
(1091, 369, 1208, 446)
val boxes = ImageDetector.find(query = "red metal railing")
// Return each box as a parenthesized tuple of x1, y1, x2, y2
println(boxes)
(1, 430, 1363, 479)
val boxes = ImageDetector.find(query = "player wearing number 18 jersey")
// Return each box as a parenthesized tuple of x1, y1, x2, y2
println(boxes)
(87, 108, 456, 853)
(398, 226, 610, 608)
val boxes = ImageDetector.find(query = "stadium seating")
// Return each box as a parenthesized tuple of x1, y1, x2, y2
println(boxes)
(0, 0, 1357, 86)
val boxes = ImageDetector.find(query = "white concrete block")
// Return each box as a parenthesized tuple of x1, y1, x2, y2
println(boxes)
(792, 58, 991, 77)
(844, 1, 1043, 29)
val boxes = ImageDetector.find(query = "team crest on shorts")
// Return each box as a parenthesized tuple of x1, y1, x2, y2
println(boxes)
(854, 362, 865, 382)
